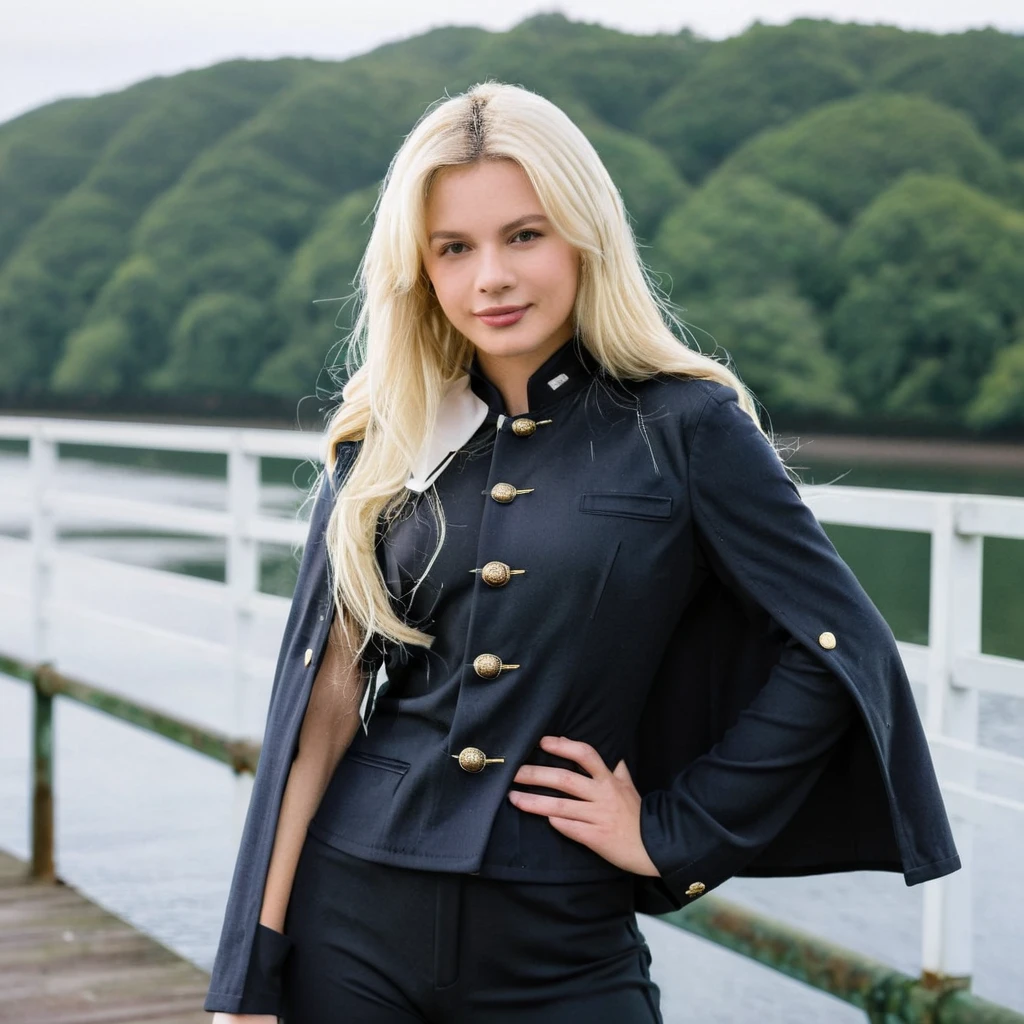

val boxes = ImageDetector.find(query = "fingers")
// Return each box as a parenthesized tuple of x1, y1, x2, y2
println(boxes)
(508, 790, 597, 822)
(512, 764, 593, 798)
(538, 734, 610, 777)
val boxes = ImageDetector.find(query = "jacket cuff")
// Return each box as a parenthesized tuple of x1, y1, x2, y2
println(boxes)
(637, 791, 741, 909)
(235, 923, 295, 1016)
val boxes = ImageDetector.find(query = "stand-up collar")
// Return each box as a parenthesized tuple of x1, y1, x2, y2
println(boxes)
(466, 329, 603, 418)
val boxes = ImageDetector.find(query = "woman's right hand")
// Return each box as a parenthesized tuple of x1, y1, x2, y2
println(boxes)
(211, 1014, 278, 1023)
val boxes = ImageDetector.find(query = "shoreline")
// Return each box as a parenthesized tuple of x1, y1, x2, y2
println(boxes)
(785, 433, 1024, 471)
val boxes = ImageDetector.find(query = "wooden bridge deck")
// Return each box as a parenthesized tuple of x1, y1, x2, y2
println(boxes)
(0, 848, 209, 1023)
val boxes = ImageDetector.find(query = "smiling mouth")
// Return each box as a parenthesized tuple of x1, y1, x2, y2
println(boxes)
(474, 306, 531, 328)
(474, 305, 529, 316)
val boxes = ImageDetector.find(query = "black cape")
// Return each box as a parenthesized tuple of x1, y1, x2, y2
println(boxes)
(204, 375, 959, 1013)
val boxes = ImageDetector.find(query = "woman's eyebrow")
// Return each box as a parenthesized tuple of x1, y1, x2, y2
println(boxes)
(429, 214, 549, 243)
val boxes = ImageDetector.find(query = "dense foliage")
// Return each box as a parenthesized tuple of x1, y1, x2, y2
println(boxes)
(2, 15, 1022, 431)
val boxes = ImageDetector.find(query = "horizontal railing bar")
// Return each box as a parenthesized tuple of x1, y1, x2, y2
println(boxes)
(40, 547, 296, 617)
(940, 782, 1024, 825)
(0, 546, 293, 646)
(953, 653, 1024, 698)
(252, 512, 313, 546)
(0, 653, 260, 775)
(800, 486, 1024, 540)
(237, 431, 324, 460)
(801, 485, 941, 532)
(4, 496, 310, 544)
(0, 488, 30, 508)
(931, 736, 1024, 787)
(42, 545, 233, 599)
(897, 641, 930, 688)
(665, 894, 1024, 1022)
(45, 492, 233, 536)
(41, 599, 274, 679)
(0, 654, 34, 685)
(0, 416, 324, 459)
(955, 496, 1024, 542)
(31, 492, 311, 544)
(47, 598, 232, 657)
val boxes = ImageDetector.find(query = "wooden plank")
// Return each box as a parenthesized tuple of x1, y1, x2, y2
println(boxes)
(0, 849, 209, 1023)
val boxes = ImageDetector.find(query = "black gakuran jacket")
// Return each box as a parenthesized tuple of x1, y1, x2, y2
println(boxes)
(203, 335, 959, 1014)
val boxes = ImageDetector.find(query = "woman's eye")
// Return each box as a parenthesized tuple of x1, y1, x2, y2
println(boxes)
(438, 230, 540, 257)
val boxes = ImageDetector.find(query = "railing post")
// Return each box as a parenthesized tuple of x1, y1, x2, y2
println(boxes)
(28, 424, 58, 882)
(27, 424, 57, 663)
(30, 673, 55, 882)
(921, 496, 979, 986)
(226, 437, 260, 835)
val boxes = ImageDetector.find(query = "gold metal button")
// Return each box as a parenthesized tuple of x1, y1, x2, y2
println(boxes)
(303, 648, 313, 666)
(509, 416, 553, 437)
(490, 482, 535, 504)
(818, 631, 836, 650)
(685, 881, 706, 897)
(472, 653, 521, 679)
(474, 560, 526, 587)
(452, 747, 506, 773)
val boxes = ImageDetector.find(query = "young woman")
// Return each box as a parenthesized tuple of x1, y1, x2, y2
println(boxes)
(206, 82, 960, 1024)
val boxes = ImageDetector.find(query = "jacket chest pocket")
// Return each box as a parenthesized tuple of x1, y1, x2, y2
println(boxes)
(578, 491, 673, 521)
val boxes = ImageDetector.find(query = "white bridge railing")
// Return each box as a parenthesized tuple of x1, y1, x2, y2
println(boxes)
(0, 415, 1022, 989)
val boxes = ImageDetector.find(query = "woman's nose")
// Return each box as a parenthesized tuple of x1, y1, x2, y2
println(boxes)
(475, 246, 516, 292)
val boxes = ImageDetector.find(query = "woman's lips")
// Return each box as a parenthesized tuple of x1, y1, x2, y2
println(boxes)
(475, 305, 529, 327)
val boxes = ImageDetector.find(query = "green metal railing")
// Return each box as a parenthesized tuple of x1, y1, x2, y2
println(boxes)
(3, 650, 1022, 1023)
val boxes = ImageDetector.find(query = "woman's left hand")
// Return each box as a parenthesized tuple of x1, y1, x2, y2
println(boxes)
(508, 735, 661, 878)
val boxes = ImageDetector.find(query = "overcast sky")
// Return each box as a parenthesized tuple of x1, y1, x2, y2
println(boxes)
(2, 0, 1022, 126)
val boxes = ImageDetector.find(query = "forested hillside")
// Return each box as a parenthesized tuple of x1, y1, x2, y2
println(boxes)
(2, 15, 1023, 431)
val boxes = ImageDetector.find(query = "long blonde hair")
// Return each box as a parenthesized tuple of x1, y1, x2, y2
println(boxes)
(318, 80, 765, 674)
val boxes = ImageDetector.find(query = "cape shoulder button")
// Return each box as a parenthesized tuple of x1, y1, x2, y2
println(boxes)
(818, 631, 837, 650)
(685, 881, 706, 898)
(304, 648, 313, 666)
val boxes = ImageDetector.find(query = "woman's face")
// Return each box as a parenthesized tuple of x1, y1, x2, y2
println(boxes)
(422, 158, 579, 365)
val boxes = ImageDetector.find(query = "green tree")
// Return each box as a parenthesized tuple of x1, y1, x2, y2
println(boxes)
(147, 292, 275, 393)
(456, 13, 706, 134)
(650, 173, 840, 305)
(721, 93, 1016, 222)
(966, 336, 1024, 429)
(51, 319, 133, 394)
(876, 28, 1024, 158)
(254, 186, 378, 397)
(830, 173, 1024, 419)
(686, 290, 855, 416)
(50, 255, 178, 393)
(0, 80, 164, 265)
(638, 21, 863, 180)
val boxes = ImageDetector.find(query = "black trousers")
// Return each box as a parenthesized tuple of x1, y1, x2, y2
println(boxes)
(281, 829, 663, 1023)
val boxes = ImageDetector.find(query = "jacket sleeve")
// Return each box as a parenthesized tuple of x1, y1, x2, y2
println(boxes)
(234, 923, 294, 1016)
(637, 385, 858, 907)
